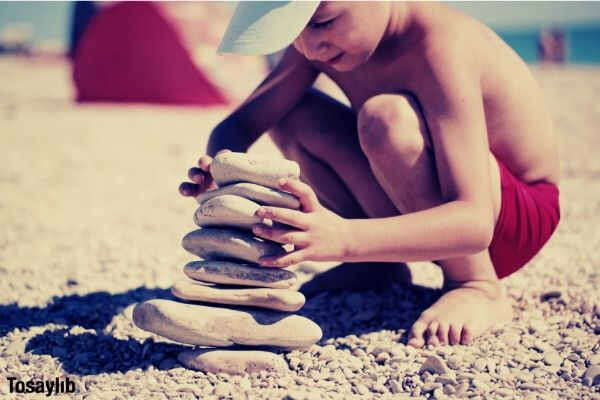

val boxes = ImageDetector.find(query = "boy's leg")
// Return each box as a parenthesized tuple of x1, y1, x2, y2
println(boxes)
(270, 88, 398, 219)
(356, 93, 512, 346)
(269, 88, 410, 293)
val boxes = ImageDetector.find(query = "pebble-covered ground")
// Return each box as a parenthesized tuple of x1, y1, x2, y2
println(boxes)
(1, 58, 599, 400)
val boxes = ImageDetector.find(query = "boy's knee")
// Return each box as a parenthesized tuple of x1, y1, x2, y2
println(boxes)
(357, 94, 425, 157)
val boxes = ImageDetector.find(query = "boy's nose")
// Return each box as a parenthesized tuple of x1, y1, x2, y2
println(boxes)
(296, 34, 332, 62)
(307, 42, 333, 62)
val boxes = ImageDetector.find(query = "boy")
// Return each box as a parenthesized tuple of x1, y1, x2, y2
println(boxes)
(179, 1, 560, 347)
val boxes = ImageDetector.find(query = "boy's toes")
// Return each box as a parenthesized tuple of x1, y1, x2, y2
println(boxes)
(460, 325, 474, 345)
(448, 324, 463, 345)
(436, 322, 449, 345)
(407, 337, 424, 348)
(425, 321, 440, 346)
(407, 319, 428, 348)
(188, 167, 206, 184)
(179, 182, 199, 197)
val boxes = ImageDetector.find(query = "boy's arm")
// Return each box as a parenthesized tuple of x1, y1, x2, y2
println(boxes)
(254, 45, 498, 267)
(207, 46, 319, 156)
(343, 43, 495, 262)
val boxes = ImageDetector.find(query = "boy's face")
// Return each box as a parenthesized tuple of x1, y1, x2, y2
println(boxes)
(293, 1, 392, 72)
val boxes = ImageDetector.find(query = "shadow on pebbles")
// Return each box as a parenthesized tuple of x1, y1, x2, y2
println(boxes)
(2, 277, 599, 399)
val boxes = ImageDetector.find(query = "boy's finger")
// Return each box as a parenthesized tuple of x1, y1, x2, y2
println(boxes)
(256, 207, 308, 230)
(188, 167, 206, 184)
(252, 224, 309, 246)
(259, 249, 310, 268)
(200, 149, 231, 171)
(279, 179, 319, 212)
(179, 182, 199, 197)
(197, 155, 213, 171)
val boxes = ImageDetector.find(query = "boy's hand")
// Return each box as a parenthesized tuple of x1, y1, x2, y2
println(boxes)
(179, 149, 231, 197)
(252, 178, 351, 267)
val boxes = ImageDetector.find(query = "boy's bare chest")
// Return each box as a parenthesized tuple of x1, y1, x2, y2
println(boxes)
(319, 58, 421, 112)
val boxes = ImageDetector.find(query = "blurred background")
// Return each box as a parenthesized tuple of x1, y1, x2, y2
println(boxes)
(2, 2, 600, 63)
(0, 1, 599, 108)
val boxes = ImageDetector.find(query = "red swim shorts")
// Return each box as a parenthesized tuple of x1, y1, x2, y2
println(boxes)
(489, 157, 560, 279)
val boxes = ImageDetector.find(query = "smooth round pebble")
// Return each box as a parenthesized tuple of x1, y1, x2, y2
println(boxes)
(132, 299, 321, 349)
(588, 354, 600, 365)
(178, 349, 289, 375)
(196, 182, 300, 209)
(182, 228, 286, 264)
(583, 365, 600, 386)
(543, 352, 562, 366)
(194, 195, 262, 229)
(171, 279, 305, 312)
(211, 152, 300, 189)
(419, 355, 450, 375)
(184, 260, 297, 289)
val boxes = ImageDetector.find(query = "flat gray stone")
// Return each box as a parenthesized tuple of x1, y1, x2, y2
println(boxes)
(584, 365, 600, 386)
(132, 299, 321, 349)
(171, 279, 305, 312)
(182, 228, 286, 264)
(196, 182, 300, 209)
(210, 152, 300, 189)
(419, 355, 450, 375)
(184, 260, 296, 289)
(589, 354, 600, 365)
(177, 349, 289, 375)
(194, 195, 262, 230)
(543, 352, 562, 366)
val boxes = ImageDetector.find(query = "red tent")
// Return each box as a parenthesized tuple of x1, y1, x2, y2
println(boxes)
(72, 2, 229, 106)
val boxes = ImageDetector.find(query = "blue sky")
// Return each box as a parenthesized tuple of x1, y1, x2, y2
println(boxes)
(0, 1, 599, 46)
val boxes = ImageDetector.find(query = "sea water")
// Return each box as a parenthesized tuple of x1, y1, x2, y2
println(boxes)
(499, 24, 600, 64)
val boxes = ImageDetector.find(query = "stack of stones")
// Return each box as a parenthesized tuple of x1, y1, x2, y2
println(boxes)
(133, 152, 322, 374)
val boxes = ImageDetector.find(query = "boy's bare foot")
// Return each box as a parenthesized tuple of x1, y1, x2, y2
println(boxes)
(299, 262, 411, 298)
(407, 279, 512, 347)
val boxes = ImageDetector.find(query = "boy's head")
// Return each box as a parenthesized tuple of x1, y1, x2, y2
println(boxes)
(218, 1, 395, 72)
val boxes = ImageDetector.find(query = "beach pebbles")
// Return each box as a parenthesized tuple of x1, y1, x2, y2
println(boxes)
(210, 151, 300, 189)
(183, 260, 297, 289)
(193, 195, 263, 229)
(133, 153, 320, 373)
(177, 349, 289, 375)
(171, 279, 305, 312)
(181, 228, 286, 264)
(196, 182, 300, 209)
(133, 299, 320, 349)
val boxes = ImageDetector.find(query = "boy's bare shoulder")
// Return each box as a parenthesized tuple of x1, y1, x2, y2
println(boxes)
(419, 4, 528, 80)
(414, 4, 559, 185)
(409, 4, 536, 106)
(418, 8, 490, 69)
